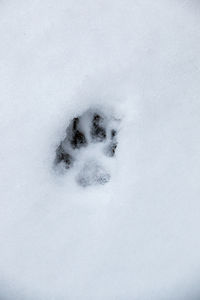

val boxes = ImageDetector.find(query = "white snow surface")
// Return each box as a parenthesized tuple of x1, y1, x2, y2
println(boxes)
(1, 0, 200, 299)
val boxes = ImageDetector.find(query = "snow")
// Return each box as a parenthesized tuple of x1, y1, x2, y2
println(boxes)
(0, 0, 200, 299)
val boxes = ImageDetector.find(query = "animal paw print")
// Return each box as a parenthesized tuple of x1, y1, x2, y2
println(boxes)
(55, 108, 119, 187)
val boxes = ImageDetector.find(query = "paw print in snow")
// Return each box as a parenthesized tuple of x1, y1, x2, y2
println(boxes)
(55, 108, 119, 187)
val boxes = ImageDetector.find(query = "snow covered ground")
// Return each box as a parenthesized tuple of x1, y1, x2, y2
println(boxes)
(1, 0, 200, 299)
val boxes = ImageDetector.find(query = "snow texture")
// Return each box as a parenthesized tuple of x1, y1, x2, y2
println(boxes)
(0, 0, 200, 299)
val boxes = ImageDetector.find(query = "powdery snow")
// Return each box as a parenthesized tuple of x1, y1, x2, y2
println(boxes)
(0, 0, 200, 299)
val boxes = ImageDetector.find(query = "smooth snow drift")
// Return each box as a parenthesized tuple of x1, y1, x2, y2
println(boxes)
(0, 0, 200, 299)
